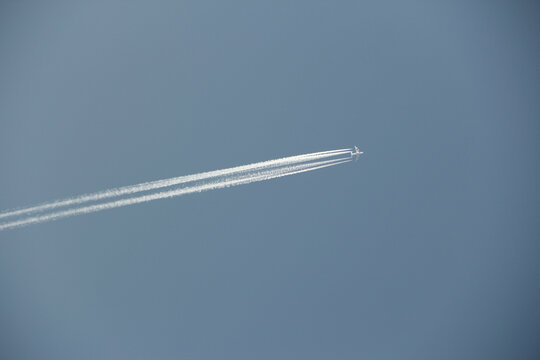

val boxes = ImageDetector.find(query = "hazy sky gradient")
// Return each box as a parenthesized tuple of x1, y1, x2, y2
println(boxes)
(1, 1, 539, 359)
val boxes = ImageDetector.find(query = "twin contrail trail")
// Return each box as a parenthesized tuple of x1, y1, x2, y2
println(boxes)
(0, 147, 361, 231)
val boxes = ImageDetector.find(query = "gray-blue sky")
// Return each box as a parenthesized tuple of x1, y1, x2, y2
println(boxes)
(1, 1, 539, 359)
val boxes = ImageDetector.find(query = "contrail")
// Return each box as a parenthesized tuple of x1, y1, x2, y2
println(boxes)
(0, 148, 359, 231)
(0, 148, 352, 220)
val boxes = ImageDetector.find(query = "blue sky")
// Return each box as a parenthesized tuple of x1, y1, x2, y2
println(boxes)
(1, 1, 539, 359)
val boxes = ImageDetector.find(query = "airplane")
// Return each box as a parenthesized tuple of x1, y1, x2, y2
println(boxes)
(351, 146, 363, 160)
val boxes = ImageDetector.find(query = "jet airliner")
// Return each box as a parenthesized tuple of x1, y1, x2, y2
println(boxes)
(351, 146, 363, 160)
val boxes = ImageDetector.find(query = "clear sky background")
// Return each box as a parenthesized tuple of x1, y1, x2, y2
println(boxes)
(1, 1, 539, 359)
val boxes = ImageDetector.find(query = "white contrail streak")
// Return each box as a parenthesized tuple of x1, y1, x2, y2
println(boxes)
(0, 148, 352, 220)
(0, 156, 351, 231)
